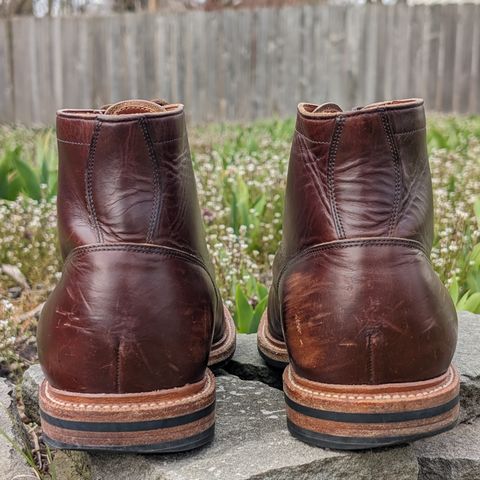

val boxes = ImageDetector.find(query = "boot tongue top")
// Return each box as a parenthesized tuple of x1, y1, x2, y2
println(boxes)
(311, 103, 343, 114)
(104, 99, 169, 115)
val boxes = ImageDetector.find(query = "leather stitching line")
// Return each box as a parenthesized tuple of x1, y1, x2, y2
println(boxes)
(276, 238, 427, 291)
(138, 117, 162, 244)
(115, 341, 121, 394)
(43, 372, 214, 410)
(57, 138, 90, 146)
(295, 129, 330, 145)
(286, 366, 455, 400)
(381, 111, 402, 237)
(84, 121, 104, 243)
(68, 244, 220, 306)
(394, 126, 426, 136)
(366, 332, 375, 384)
(151, 134, 187, 145)
(327, 116, 346, 239)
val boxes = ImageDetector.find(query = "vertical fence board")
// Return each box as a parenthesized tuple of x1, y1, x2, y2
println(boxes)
(471, 5, 480, 114)
(408, 5, 426, 99)
(373, 5, 387, 103)
(437, 4, 458, 112)
(382, 5, 396, 103)
(0, 20, 14, 122)
(453, 4, 475, 113)
(423, 5, 441, 111)
(11, 17, 35, 124)
(326, 6, 347, 106)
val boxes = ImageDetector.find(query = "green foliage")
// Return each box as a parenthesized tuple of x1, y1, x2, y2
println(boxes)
(450, 201, 480, 314)
(427, 115, 480, 153)
(0, 129, 57, 200)
(234, 277, 269, 334)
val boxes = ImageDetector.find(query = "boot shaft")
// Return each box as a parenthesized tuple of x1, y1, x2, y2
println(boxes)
(283, 99, 433, 257)
(56, 100, 210, 264)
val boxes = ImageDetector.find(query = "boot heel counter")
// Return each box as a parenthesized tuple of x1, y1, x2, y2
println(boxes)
(279, 240, 457, 385)
(38, 244, 216, 394)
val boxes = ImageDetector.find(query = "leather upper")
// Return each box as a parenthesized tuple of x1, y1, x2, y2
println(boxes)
(38, 102, 225, 394)
(268, 99, 457, 385)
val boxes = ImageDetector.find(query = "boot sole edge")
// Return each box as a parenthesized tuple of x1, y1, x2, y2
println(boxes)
(283, 364, 460, 450)
(256, 311, 289, 369)
(39, 369, 216, 453)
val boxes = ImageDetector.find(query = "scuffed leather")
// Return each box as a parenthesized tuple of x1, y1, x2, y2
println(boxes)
(268, 99, 458, 384)
(38, 105, 224, 393)
(38, 246, 215, 393)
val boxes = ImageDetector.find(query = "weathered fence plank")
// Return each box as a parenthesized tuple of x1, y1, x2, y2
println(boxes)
(1, 4, 479, 126)
(0, 19, 14, 122)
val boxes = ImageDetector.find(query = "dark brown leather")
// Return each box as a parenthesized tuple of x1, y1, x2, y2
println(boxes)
(268, 99, 457, 385)
(38, 101, 225, 394)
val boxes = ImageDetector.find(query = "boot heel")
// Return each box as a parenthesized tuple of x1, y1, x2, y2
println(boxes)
(39, 369, 216, 453)
(283, 365, 460, 450)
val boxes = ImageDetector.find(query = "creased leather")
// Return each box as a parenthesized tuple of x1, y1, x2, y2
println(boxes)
(268, 99, 457, 385)
(38, 247, 215, 393)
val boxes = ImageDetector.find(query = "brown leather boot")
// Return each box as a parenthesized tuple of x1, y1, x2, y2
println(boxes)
(258, 99, 459, 449)
(37, 99, 236, 453)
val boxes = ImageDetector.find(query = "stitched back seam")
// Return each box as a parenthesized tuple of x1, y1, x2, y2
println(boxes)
(138, 117, 162, 244)
(67, 243, 220, 306)
(276, 237, 427, 291)
(327, 116, 346, 239)
(84, 120, 104, 243)
(380, 110, 402, 237)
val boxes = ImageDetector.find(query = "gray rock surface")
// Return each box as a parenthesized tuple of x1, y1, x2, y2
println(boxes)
(224, 333, 283, 388)
(414, 419, 480, 480)
(21, 363, 44, 424)
(14, 311, 480, 480)
(0, 379, 35, 480)
(453, 311, 480, 422)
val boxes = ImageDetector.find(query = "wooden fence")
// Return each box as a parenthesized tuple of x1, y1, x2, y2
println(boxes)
(0, 3, 480, 126)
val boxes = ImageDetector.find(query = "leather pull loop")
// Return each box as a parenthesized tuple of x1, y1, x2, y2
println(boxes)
(104, 99, 166, 115)
(312, 103, 343, 114)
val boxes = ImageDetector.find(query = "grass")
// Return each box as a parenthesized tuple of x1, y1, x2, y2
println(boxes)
(0, 115, 479, 385)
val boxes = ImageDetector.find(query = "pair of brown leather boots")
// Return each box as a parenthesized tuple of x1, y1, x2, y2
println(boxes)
(38, 98, 459, 453)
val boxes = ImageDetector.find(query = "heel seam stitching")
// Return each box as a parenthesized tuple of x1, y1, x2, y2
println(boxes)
(276, 237, 427, 291)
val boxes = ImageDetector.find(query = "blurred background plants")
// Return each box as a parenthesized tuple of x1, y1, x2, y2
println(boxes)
(0, 115, 479, 382)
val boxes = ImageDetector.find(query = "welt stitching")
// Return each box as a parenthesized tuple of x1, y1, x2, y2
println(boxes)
(138, 117, 162, 244)
(380, 111, 402, 237)
(276, 238, 427, 291)
(394, 126, 426, 136)
(327, 116, 346, 239)
(57, 138, 90, 146)
(295, 129, 330, 145)
(85, 120, 104, 243)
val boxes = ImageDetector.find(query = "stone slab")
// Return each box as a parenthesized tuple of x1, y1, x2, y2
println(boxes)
(0, 379, 34, 480)
(414, 419, 480, 480)
(453, 311, 480, 422)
